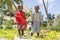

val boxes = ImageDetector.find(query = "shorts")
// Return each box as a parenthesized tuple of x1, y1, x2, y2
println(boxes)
(31, 21, 40, 33)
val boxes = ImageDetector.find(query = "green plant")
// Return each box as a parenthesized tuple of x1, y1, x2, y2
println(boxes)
(0, 29, 18, 40)
(49, 20, 54, 26)
(5, 20, 13, 29)
(0, 25, 3, 29)
(44, 31, 60, 40)
(0, 17, 3, 25)
(25, 12, 31, 19)
(43, 21, 47, 27)
(46, 25, 60, 31)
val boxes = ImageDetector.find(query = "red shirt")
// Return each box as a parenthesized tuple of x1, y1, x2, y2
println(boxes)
(15, 11, 27, 29)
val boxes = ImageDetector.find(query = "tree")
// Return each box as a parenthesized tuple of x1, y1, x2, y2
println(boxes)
(52, 14, 55, 19)
(14, 0, 23, 4)
(42, 0, 49, 20)
(0, 0, 23, 25)
(0, 0, 23, 14)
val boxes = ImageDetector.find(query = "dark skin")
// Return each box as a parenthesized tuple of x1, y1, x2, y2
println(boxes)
(31, 6, 40, 37)
(17, 5, 24, 36)
(35, 6, 40, 13)
(18, 5, 23, 11)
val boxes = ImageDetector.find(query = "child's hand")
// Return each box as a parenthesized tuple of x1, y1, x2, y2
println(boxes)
(31, 21, 33, 25)
(40, 23, 41, 26)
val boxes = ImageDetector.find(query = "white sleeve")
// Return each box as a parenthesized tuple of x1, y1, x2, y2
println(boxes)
(39, 13, 43, 23)
(31, 13, 34, 21)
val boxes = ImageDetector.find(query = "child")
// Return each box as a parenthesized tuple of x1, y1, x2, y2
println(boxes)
(31, 5, 42, 37)
(15, 4, 27, 36)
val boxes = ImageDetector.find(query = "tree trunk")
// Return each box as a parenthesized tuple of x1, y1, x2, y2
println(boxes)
(42, 0, 49, 20)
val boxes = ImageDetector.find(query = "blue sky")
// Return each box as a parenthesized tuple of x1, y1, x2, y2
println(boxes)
(23, 0, 60, 20)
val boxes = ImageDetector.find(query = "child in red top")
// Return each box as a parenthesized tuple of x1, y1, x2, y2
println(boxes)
(15, 4, 27, 36)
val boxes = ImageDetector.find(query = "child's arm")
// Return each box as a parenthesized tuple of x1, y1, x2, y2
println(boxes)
(24, 12, 26, 19)
(39, 12, 43, 25)
(31, 13, 34, 25)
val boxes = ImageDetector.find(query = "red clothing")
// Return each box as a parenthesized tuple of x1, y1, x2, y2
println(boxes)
(15, 11, 27, 30)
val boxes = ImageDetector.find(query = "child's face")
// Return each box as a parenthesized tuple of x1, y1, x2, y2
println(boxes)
(35, 6, 40, 12)
(18, 5, 23, 10)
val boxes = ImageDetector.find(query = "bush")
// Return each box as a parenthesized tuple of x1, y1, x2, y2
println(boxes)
(25, 12, 31, 19)
(46, 26, 60, 31)
(49, 20, 54, 26)
(0, 25, 3, 29)
(5, 20, 13, 29)
(56, 25, 60, 31)
(3, 19, 7, 25)
(44, 31, 59, 40)
(0, 18, 3, 25)
(11, 20, 14, 25)
(57, 20, 60, 24)
(42, 21, 47, 27)
(0, 29, 18, 40)
(5, 26, 13, 29)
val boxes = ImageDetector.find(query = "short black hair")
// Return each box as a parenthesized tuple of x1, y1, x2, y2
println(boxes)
(35, 5, 39, 8)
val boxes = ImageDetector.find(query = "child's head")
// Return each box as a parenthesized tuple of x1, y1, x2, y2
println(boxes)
(18, 3, 23, 11)
(35, 5, 40, 12)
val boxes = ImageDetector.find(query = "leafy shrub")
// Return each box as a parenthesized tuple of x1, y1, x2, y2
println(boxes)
(11, 20, 14, 25)
(42, 21, 47, 27)
(44, 31, 59, 40)
(0, 18, 3, 25)
(56, 25, 60, 31)
(57, 19, 60, 24)
(5, 20, 13, 29)
(3, 19, 7, 25)
(25, 12, 31, 19)
(49, 20, 54, 26)
(0, 29, 18, 40)
(0, 25, 3, 29)
(46, 26, 60, 31)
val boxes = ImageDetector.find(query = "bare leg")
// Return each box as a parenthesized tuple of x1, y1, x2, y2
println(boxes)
(22, 30, 24, 36)
(18, 29, 20, 36)
(37, 33, 39, 37)
(21, 25, 25, 36)
(17, 24, 21, 36)
(31, 33, 33, 36)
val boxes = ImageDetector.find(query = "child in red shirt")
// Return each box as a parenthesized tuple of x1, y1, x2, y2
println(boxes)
(15, 4, 27, 36)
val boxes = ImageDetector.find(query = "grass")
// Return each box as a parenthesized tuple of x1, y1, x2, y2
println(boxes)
(0, 29, 60, 40)
(25, 30, 60, 40)
(0, 29, 18, 40)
